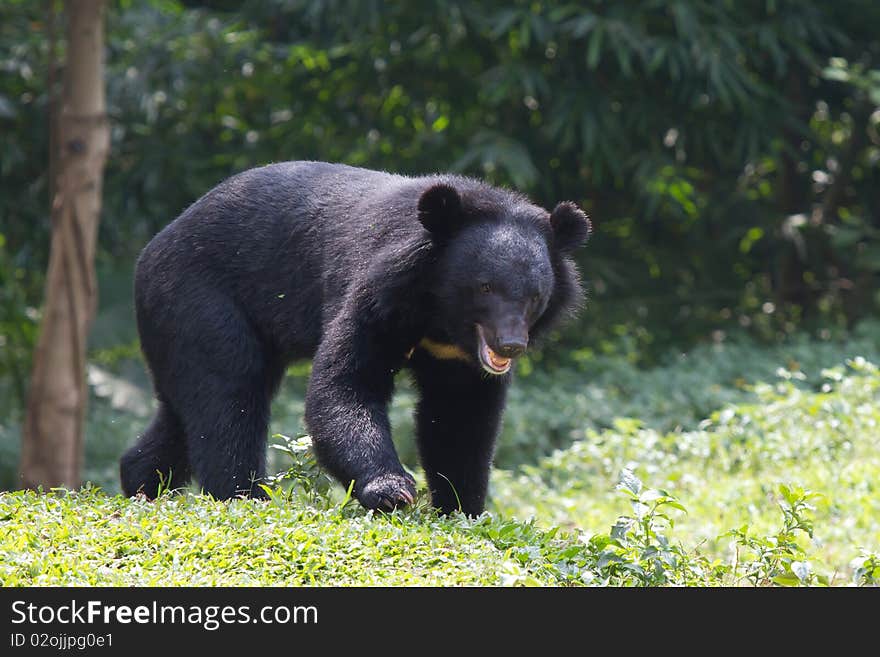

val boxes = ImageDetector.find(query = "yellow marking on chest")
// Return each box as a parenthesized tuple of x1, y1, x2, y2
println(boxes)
(406, 338, 471, 362)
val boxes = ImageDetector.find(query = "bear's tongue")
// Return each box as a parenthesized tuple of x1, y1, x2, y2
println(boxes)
(486, 347, 510, 370)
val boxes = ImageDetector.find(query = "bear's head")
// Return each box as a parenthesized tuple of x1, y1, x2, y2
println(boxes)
(418, 182, 591, 375)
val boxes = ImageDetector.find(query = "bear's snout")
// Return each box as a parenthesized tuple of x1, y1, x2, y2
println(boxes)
(483, 317, 529, 357)
(494, 338, 527, 359)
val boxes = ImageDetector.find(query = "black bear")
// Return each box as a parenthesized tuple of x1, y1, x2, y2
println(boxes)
(120, 161, 590, 515)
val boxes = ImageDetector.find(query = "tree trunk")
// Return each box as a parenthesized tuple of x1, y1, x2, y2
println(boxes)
(19, 0, 109, 490)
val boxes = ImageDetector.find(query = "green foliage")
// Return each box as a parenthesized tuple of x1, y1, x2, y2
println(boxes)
(478, 325, 880, 465)
(585, 471, 697, 586)
(2, 0, 880, 384)
(0, 234, 38, 414)
(264, 433, 333, 503)
(492, 357, 880, 584)
(724, 484, 823, 586)
(849, 550, 880, 586)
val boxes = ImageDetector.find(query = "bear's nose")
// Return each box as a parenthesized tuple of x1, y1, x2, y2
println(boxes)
(495, 339, 527, 359)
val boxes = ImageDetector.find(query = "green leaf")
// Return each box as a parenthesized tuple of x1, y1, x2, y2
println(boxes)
(566, 13, 597, 38)
(640, 489, 665, 502)
(431, 116, 449, 132)
(617, 470, 643, 497)
(647, 44, 666, 73)
(611, 518, 634, 540)
(587, 24, 604, 69)
(772, 574, 800, 587)
(830, 226, 865, 249)
(662, 500, 689, 514)
(778, 483, 793, 503)
(739, 227, 764, 253)
(489, 9, 520, 39)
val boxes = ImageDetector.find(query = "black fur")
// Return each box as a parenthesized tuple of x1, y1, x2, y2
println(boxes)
(120, 161, 590, 514)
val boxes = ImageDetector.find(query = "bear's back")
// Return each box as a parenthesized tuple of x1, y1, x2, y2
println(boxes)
(135, 161, 529, 359)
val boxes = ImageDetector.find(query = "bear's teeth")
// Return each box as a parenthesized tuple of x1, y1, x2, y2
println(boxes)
(486, 348, 510, 369)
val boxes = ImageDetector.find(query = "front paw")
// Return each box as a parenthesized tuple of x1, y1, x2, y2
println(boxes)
(358, 472, 417, 511)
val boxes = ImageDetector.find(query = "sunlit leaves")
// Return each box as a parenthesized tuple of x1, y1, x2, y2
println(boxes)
(492, 354, 880, 586)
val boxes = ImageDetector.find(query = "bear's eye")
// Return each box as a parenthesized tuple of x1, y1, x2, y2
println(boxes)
(480, 282, 492, 294)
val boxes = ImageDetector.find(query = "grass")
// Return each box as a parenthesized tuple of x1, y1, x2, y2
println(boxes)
(1, 356, 878, 586)
(0, 489, 551, 586)
(1, 325, 879, 585)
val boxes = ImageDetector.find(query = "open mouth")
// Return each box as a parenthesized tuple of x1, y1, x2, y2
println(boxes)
(476, 325, 512, 375)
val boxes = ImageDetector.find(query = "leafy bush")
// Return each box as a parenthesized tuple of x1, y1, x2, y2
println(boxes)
(491, 358, 880, 583)
(497, 325, 880, 464)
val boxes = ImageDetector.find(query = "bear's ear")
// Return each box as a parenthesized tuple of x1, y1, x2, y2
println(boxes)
(418, 183, 463, 239)
(550, 201, 591, 253)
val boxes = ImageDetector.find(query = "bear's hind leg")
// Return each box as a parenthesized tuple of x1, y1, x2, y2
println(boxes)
(164, 307, 281, 501)
(120, 402, 191, 498)
(137, 285, 282, 501)
(177, 372, 272, 500)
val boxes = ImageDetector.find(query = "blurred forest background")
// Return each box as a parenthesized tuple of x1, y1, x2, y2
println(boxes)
(1, 0, 879, 493)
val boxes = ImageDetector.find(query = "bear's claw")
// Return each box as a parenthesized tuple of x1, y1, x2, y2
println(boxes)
(358, 472, 416, 511)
